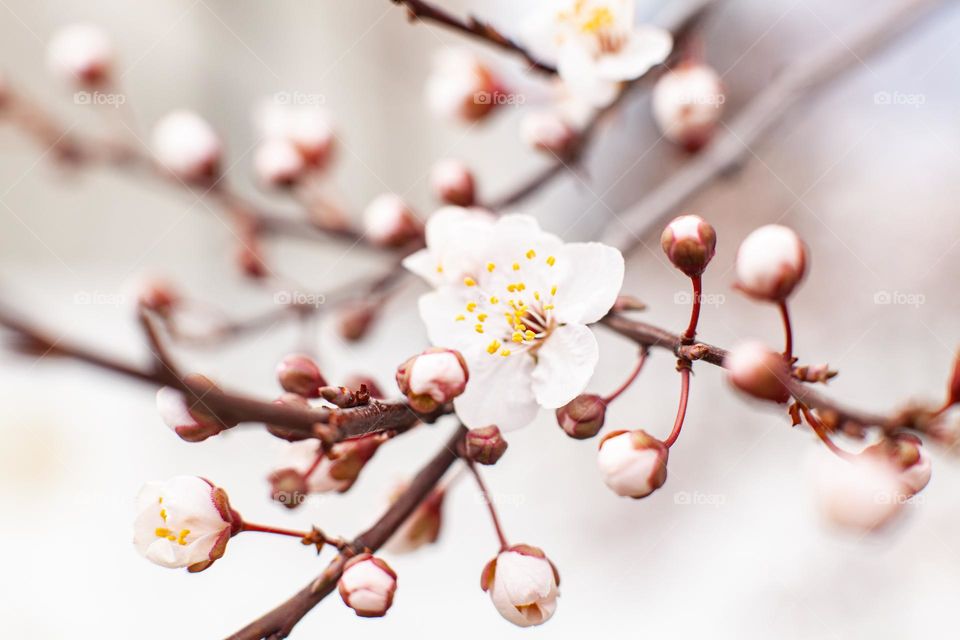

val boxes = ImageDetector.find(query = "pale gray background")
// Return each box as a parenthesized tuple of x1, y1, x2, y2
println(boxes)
(2, 0, 959, 638)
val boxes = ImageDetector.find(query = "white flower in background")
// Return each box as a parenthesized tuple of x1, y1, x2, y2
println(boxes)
(547, 0, 673, 107)
(810, 452, 907, 534)
(133, 476, 239, 571)
(255, 100, 335, 167)
(362, 193, 422, 247)
(338, 553, 398, 618)
(404, 208, 624, 430)
(46, 23, 114, 86)
(652, 63, 725, 151)
(481, 544, 559, 627)
(151, 110, 222, 183)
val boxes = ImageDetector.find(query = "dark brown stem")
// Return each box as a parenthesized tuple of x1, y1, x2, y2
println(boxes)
(466, 460, 509, 551)
(226, 425, 466, 640)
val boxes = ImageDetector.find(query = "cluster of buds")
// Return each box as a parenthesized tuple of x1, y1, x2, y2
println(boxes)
(426, 48, 504, 123)
(596, 430, 669, 499)
(481, 544, 559, 627)
(46, 23, 113, 87)
(735, 224, 808, 302)
(151, 110, 223, 184)
(430, 159, 475, 206)
(652, 63, 725, 152)
(338, 554, 398, 618)
(661, 214, 717, 278)
(556, 393, 607, 439)
(361, 193, 423, 247)
(156, 375, 236, 442)
(270, 435, 387, 507)
(725, 341, 792, 403)
(396, 348, 469, 413)
(133, 476, 241, 572)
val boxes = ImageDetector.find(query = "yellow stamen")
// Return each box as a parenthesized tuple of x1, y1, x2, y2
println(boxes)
(525, 330, 536, 340)
(507, 284, 517, 293)
(475, 324, 484, 333)
(512, 262, 520, 271)
(500, 348, 512, 357)
(489, 296, 499, 304)
(436, 264, 443, 273)
(477, 313, 488, 322)
(155, 527, 172, 539)
(464, 276, 476, 287)
(547, 256, 556, 266)
(487, 339, 502, 354)
(159, 509, 168, 522)
(466, 302, 477, 312)
(512, 331, 524, 343)
(455, 314, 466, 321)
(544, 304, 555, 311)
(526, 249, 536, 259)
(487, 262, 496, 272)
(551, 285, 558, 296)
(177, 529, 190, 545)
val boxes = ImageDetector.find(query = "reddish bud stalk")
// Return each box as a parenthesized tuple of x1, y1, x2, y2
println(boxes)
(240, 521, 311, 539)
(682, 276, 702, 344)
(800, 404, 853, 461)
(604, 348, 649, 404)
(467, 461, 509, 551)
(778, 300, 794, 362)
(664, 365, 691, 448)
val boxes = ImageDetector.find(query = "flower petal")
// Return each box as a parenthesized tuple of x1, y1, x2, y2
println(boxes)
(557, 43, 620, 107)
(552, 242, 624, 324)
(594, 27, 673, 81)
(417, 288, 477, 351)
(453, 349, 539, 431)
(531, 324, 599, 409)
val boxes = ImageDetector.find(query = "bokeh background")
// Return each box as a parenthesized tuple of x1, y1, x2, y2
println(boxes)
(2, 0, 960, 638)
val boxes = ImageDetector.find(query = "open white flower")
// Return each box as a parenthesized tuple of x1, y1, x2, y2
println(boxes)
(404, 208, 623, 430)
(133, 476, 239, 572)
(549, 0, 673, 106)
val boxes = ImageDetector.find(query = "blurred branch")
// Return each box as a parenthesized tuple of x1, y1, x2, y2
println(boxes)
(225, 424, 467, 640)
(602, 0, 951, 252)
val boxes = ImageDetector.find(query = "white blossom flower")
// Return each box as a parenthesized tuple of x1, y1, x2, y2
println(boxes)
(481, 544, 559, 627)
(544, 0, 673, 107)
(46, 23, 113, 86)
(404, 208, 624, 430)
(133, 476, 239, 571)
(338, 553, 398, 618)
(151, 110, 222, 182)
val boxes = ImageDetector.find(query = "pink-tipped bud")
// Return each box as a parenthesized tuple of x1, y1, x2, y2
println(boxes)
(661, 214, 717, 277)
(254, 138, 305, 188)
(520, 111, 579, 156)
(426, 48, 503, 123)
(725, 341, 791, 403)
(863, 434, 932, 497)
(267, 467, 309, 510)
(430, 159, 475, 206)
(735, 225, 808, 302)
(46, 23, 113, 87)
(362, 194, 422, 248)
(811, 451, 907, 533)
(276, 353, 325, 398)
(481, 544, 559, 627)
(326, 434, 387, 492)
(255, 102, 335, 168)
(597, 430, 669, 499)
(396, 348, 468, 413)
(156, 377, 232, 443)
(556, 394, 606, 439)
(265, 393, 312, 442)
(385, 483, 445, 554)
(151, 110, 222, 183)
(338, 553, 398, 618)
(136, 278, 179, 316)
(464, 426, 508, 465)
(652, 63, 725, 152)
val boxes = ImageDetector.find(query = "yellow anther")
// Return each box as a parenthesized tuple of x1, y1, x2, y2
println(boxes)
(455, 314, 466, 321)
(550, 285, 558, 296)
(436, 264, 443, 273)
(158, 497, 163, 504)
(512, 262, 520, 271)
(547, 256, 556, 266)
(464, 276, 477, 287)
(466, 302, 477, 312)
(512, 331, 524, 343)
(155, 527, 172, 539)
(489, 296, 499, 304)
(517, 282, 526, 291)
(534, 291, 540, 301)
(487, 339, 502, 354)
(487, 262, 496, 272)
(526, 249, 536, 259)
(544, 304, 555, 311)
(160, 509, 168, 522)
(475, 324, 484, 333)
(177, 529, 190, 545)
(500, 348, 512, 357)
(477, 313, 488, 322)
(524, 330, 536, 340)
(507, 284, 517, 293)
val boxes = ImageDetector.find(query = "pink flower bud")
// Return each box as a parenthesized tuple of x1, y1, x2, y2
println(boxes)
(254, 138, 305, 187)
(725, 341, 791, 403)
(338, 553, 398, 618)
(265, 393, 312, 442)
(735, 225, 808, 302)
(556, 394, 606, 439)
(652, 63, 725, 152)
(811, 452, 907, 533)
(134, 476, 241, 572)
(46, 23, 113, 87)
(597, 430, 669, 498)
(520, 110, 579, 156)
(151, 110, 222, 183)
(385, 483, 445, 554)
(267, 467, 309, 510)
(396, 348, 468, 413)
(863, 434, 932, 497)
(136, 277, 179, 316)
(337, 300, 378, 342)
(464, 425, 508, 465)
(156, 378, 231, 443)
(660, 214, 717, 277)
(362, 194, 422, 247)
(430, 159, 475, 206)
(255, 102, 335, 168)
(276, 353, 326, 398)
(481, 544, 559, 627)
(426, 48, 503, 123)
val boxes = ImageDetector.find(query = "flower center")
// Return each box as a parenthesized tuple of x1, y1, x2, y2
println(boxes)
(154, 497, 191, 545)
(557, 1, 626, 54)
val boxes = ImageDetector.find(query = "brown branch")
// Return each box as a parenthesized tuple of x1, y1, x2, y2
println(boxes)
(226, 424, 467, 640)
(390, 0, 557, 74)
(602, 0, 950, 253)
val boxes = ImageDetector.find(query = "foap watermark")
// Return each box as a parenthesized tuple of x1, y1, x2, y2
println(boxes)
(875, 491, 925, 506)
(273, 90, 325, 107)
(474, 91, 525, 107)
(274, 290, 326, 308)
(873, 90, 925, 108)
(73, 290, 126, 306)
(74, 90, 126, 108)
(674, 291, 725, 307)
(873, 290, 925, 308)
(680, 92, 725, 108)
(674, 490, 726, 507)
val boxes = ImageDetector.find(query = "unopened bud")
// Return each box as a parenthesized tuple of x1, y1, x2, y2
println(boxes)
(863, 434, 932, 497)
(276, 353, 325, 398)
(337, 300, 378, 342)
(46, 23, 113, 87)
(338, 553, 398, 618)
(660, 214, 716, 278)
(156, 375, 233, 442)
(136, 277, 179, 316)
(396, 348, 468, 413)
(597, 429, 669, 499)
(947, 350, 960, 407)
(725, 341, 791, 403)
(385, 483, 445, 553)
(464, 426, 508, 465)
(430, 158, 475, 206)
(520, 110, 579, 156)
(254, 138, 305, 187)
(267, 467, 309, 510)
(236, 243, 268, 280)
(426, 48, 503, 123)
(810, 451, 906, 533)
(265, 393, 312, 442)
(735, 225, 807, 302)
(151, 110, 222, 183)
(362, 194, 422, 247)
(556, 394, 606, 439)
(326, 434, 386, 491)
(652, 63, 725, 152)
(481, 544, 559, 627)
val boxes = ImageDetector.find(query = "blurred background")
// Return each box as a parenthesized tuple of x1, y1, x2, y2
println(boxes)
(2, 0, 960, 637)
